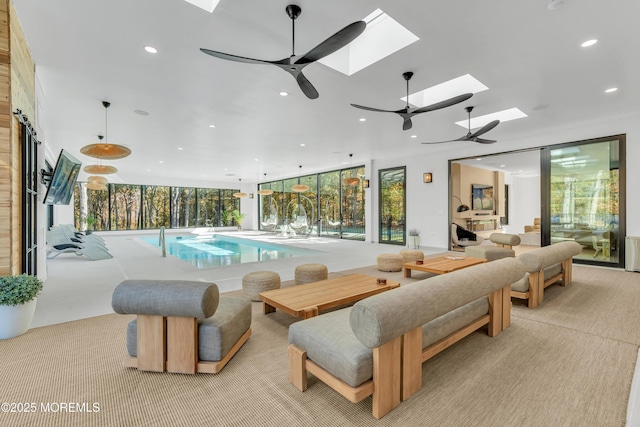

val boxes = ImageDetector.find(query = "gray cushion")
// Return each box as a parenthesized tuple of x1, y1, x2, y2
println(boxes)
(350, 257, 526, 349)
(517, 241, 582, 272)
(289, 308, 372, 388)
(422, 297, 488, 348)
(126, 296, 251, 362)
(113, 280, 219, 319)
(489, 233, 521, 246)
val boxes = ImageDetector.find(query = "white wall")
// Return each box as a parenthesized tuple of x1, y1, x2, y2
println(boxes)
(506, 176, 540, 235)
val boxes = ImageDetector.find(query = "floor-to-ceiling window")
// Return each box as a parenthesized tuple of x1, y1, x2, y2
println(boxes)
(547, 136, 625, 267)
(258, 165, 366, 240)
(379, 166, 406, 245)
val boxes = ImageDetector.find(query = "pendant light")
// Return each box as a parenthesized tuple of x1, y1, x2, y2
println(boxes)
(233, 178, 247, 198)
(83, 135, 119, 174)
(291, 165, 310, 193)
(342, 153, 360, 186)
(257, 173, 274, 196)
(80, 101, 131, 159)
(87, 176, 108, 186)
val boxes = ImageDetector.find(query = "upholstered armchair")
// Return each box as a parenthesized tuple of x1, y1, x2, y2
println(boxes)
(451, 224, 484, 248)
(524, 218, 541, 233)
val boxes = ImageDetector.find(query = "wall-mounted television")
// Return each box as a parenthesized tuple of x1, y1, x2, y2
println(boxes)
(43, 149, 82, 205)
(472, 183, 494, 211)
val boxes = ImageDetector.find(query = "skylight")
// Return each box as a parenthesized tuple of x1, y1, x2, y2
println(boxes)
(318, 9, 419, 76)
(183, 0, 220, 13)
(402, 74, 488, 107)
(455, 108, 528, 129)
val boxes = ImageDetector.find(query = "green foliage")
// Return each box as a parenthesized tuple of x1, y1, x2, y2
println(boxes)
(0, 274, 43, 306)
(232, 209, 246, 226)
(222, 210, 234, 226)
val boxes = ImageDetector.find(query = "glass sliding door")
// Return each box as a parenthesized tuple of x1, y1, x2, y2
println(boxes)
(379, 167, 406, 245)
(341, 166, 366, 240)
(319, 171, 341, 237)
(548, 136, 625, 266)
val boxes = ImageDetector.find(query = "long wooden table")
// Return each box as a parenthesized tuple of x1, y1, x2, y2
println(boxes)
(404, 256, 486, 278)
(259, 274, 400, 319)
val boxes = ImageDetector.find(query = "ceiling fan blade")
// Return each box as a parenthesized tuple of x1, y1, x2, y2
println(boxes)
(296, 21, 366, 65)
(469, 120, 500, 139)
(413, 93, 473, 114)
(350, 104, 398, 113)
(296, 72, 319, 99)
(473, 137, 497, 144)
(200, 48, 271, 65)
(421, 140, 455, 144)
(402, 117, 413, 131)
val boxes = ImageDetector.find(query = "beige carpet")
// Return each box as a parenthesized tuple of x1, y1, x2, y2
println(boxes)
(0, 265, 637, 426)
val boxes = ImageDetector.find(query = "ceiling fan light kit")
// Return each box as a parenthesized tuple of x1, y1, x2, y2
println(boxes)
(200, 5, 366, 99)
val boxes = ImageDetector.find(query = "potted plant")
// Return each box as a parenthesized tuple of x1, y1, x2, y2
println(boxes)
(222, 211, 234, 227)
(232, 209, 246, 230)
(0, 274, 43, 339)
(408, 229, 420, 249)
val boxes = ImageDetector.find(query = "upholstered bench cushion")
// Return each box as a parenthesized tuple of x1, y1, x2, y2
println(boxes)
(126, 296, 251, 362)
(288, 307, 372, 388)
(489, 233, 521, 247)
(112, 280, 219, 319)
(465, 246, 515, 261)
(422, 298, 488, 348)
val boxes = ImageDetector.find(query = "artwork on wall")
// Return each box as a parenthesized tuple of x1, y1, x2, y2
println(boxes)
(472, 184, 494, 211)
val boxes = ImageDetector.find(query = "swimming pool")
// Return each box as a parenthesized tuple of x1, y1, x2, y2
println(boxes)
(140, 234, 320, 268)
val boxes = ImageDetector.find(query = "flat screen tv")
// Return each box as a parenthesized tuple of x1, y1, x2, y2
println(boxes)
(43, 149, 82, 205)
(472, 183, 494, 211)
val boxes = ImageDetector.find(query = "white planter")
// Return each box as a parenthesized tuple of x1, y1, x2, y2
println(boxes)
(408, 236, 421, 249)
(0, 298, 37, 340)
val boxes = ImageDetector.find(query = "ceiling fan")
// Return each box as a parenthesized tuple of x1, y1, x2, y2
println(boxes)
(350, 72, 473, 131)
(422, 106, 500, 144)
(200, 5, 366, 99)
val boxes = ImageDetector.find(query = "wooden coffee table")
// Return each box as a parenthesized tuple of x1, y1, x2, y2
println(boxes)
(404, 256, 486, 278)
(259, 274, 400, 319)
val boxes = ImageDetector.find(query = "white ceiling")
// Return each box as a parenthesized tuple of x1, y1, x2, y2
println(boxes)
(12, 0, 640, 185)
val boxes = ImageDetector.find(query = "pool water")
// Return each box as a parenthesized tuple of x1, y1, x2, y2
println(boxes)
(140, 234, 320, 268)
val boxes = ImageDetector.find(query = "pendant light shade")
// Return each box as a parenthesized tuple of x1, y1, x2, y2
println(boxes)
(84, 164, 118, 174)
(291, 165, 310, 193)
(80, 102, 131, 159)
(86, 182, 107, 191)
(87, 176, 108, 185)
(257, 173, 274, 196)
(233, 178, 247, 198)
(342, 153, 360, 186)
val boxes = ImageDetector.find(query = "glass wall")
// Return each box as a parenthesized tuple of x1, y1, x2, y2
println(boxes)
(379, 166, 406, 245)
(259, 165, 366, 240)
(549, 137, 623, 266)
(74, 183, 239, 231)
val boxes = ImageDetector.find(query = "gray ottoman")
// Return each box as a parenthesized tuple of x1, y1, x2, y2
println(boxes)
(377, 254, 403, 272)
(465, 245, 515, 261)
(242, 271, 281, 301)
(295, 264, 328, 285)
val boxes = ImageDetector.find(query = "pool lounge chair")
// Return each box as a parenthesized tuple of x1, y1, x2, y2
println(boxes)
(46, 231, 112, 260)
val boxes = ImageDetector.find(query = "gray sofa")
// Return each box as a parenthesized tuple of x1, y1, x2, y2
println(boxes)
(511, 241, 582, 308)
(288, 258, 525, 419)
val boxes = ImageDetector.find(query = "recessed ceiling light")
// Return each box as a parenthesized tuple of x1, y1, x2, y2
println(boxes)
(410, 135, 417, 139)
(581, 39, 598, 47)
(500, 164, 506, 167)
(209, 124, 216, 128)
(605, 87, 618, 93)
(359, 118, 366, 122)
(178, 147, 183, 150)
(144, 46, 158, 54)
(455, 107, 527, 129)
(403, 74, 488, 107)
(159, 160, 164, 164)
(476, 158, 482, 161)
(146, 169, 151, 173)
(254, 158, 259, 161)
(300, 143, 306, 147)
(279, 91, 288, 96)
(134, 109, 149, 116)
